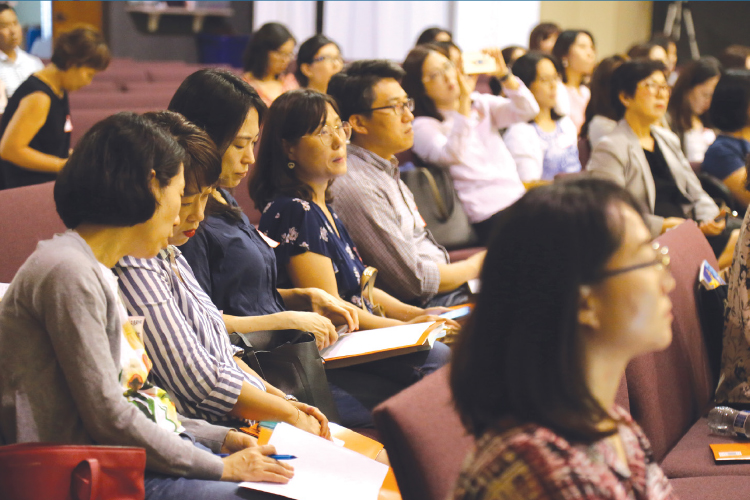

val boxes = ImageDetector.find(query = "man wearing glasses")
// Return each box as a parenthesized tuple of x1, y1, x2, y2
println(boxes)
(328, 60, 485, 308)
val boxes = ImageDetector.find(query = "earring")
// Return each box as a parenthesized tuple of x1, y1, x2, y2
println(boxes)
(288, 161, 295, 169)
(562, 59, 569, 68)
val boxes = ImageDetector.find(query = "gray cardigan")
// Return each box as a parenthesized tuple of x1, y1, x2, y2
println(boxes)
(0, 231, 225, 479)
(587, 119, 719, 236)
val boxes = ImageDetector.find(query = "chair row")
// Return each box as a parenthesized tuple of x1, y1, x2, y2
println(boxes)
(372, 220, 750, 500)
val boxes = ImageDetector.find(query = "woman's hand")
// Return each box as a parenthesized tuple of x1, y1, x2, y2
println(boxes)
(405, 316, 460, 329)
(291, 401, 331, 440)
(661, 217, 685, 233)
(221, 429, 259, 454)
(307, 288, 360, 333)
(482, 47, 519, 91)
(457, 66, 474, 117)
(282, 311, 338, 350)
(220, 444, 294, 483)
(700, 217, 726, 236)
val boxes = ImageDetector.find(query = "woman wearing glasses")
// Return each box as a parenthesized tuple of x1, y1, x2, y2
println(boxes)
(295, 35, 344, 94)
(242, 22, 298, 106)
(587, 60, 734, 265)
(452, 177, 677, 499)
(251, 89, 454, 331)
(402, 44, 539, 244)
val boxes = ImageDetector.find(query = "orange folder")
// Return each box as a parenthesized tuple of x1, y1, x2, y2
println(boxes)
(710, 442, 750, 461)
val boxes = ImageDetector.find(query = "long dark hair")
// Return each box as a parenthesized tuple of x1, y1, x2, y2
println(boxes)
(250, 89, 339, 210)
(451, 177, 645, 443)
(581, 54, 628, 139)
(168, 69, 266, 220)
(243, 22, 296, 79)
(511, 51, 563, 120)
(552, 29, 595, 83)
(668, 56, 722, 139)
(295, 34, 340, 87)
(402, 44, 447, 122)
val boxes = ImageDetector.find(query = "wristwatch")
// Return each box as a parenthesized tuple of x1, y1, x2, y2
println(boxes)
(284, 394, 299, 402)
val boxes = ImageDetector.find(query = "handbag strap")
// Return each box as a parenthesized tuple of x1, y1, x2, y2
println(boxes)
(72, 458, 101, 500)
(415, 167, 451, 221)
(360, 267, 378, 312)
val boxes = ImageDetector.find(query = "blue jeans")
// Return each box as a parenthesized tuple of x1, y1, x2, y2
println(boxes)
(144, 440, 279, 500)
(326, 342, 451, 428)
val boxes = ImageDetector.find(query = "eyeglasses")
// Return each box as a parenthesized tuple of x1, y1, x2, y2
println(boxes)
(600, 242, 670, 279)
(369, 98, 415, 116)
(272, 49, 295, 60)
(640, 81, 671, 95)
(317, 121, 352, 146)
(422, 62, 456, 83)
(312, 54, 344, 65)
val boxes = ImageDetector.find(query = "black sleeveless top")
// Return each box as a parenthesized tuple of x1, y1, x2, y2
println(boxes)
(643, 138, 690, 219)
(0, 75, 70, 190)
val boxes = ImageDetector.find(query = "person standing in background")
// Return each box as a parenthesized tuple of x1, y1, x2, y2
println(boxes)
(0, 4, 43, 112)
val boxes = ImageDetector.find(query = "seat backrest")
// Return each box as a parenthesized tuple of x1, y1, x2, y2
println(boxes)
(625, 220, 716, 462)
(373, 366, 472, 500)
(0, 182, 66, 282)
(578, 136, 591, 166)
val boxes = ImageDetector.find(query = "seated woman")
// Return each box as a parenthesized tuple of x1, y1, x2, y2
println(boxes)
(295, 34, 344, 94)
(667, 57, 721, 163)
(627, 41, 669, 66)
(0, 112, 293, 498)
(403, 44, 539, 244)
(504, 52, 581, 181)
(580, 54, 628, 148)
(251, 89, 455, 331)
(587, 59, 737, 266)
(115, 111, 330, 437)
(528, 22, 560, 54)
(701, 70, 750, 209)
(451, 177, 677, 499)
(0, 26, 109, 189)
(171, 70, 444, 428)
(242, 22, 298, 106)
(552, 30, 597, 133)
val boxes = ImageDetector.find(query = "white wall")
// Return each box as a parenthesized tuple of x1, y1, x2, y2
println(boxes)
(253, 1, 317, 43)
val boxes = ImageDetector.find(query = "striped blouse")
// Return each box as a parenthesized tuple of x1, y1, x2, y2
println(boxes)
(114, 246, 266, 426)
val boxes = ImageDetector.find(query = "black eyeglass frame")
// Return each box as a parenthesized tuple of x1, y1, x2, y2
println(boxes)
(599, 242, 670, 279)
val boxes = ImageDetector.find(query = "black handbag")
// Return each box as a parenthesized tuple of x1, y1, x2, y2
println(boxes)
(696, 282, 728, 384)
(229, 329, 341, 423)
(401, 164, 479, 250)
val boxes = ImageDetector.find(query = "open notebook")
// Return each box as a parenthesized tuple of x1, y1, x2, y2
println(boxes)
(320, 321, 445, 369)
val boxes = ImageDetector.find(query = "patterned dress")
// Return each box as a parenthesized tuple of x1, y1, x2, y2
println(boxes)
(453, 406, 677, 500)
(259, 196, 370, 310)
(716, 206, 750, 404)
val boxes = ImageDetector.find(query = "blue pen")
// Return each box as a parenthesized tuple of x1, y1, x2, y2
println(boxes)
(268, 454, 297, 460)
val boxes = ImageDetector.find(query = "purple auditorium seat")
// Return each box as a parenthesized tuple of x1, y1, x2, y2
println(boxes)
(70, 107, 157, 147)
(670, 476, 750, 499)
(69, 91, 175, 111)
(229, 169, 262, 226)
(92, 68, 149, 85)
(122, 81, 182, 94)
(147, 66, 205, 83)
(0, 182, 65, 283)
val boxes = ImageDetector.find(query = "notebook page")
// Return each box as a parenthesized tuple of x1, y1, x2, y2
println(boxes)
(320, 322, 437, 359)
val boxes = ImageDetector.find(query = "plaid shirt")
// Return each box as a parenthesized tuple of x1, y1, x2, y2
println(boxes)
(331, 144, 449, 304)
(453, 407, 677, 500)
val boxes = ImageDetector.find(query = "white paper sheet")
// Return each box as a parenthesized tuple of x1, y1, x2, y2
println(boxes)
(319, 322, 441, 359)
(467, 278, 481, 294)
(239, 423, 388, 500)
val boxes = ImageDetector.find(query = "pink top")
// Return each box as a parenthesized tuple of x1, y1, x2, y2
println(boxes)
(243, 72, 298, 107)
(566, 84, 591, 134)
(412, 78, 539, 223)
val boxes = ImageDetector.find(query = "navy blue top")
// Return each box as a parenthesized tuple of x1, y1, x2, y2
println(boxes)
(259, 196, 369, 310)
(702, 135, 750, 181)
(180, 189, 286, 317)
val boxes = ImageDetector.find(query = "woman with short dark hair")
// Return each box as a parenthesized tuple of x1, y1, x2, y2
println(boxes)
(702, 70, 750, 208)
(295, 34, 343, 93)
(552, 29, 596, 133)
(667, 56, 722, 163)
(0, 26, 109, 189)
(0, 112, 294, 499)
(242, 22, 298, 106)
(528, 22, 560, 53)
(587, 60, 734, 263)
(451, 177, 677, 499)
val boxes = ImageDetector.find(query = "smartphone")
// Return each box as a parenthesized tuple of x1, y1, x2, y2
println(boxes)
(462, 52, 498, 75)
(440, 306, 471, 320)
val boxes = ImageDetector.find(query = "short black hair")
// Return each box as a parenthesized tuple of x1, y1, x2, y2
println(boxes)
(415, 27, 452, 46)
(51, 26, 110, 71)
(250, 89, 339, 209)
(142, 111, 221, 194)
(243, 22, 295, 78)
(168, 69, 267, 155)
(54, 112, 185, 229)
(627, 42, 662, 61)
(451, 177, 645, 443)
(501, 45, 526, 68)
(552, 30, 595, 83)
(402, 44, 447, 122)
(611, 59, 667, 119)
(709, 69, 750, 132)
(718, 45, 750, 70)
(512, 51, 563, 120)
(327, 59, 405, 122)
(0, 4, 14, 15)
(529, 22, 561, 51)
(295, 34, 341, 87)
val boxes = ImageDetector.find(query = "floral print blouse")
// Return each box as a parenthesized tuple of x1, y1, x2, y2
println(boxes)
(259, 196, 371, 310)
(716, 206, 750, 404)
